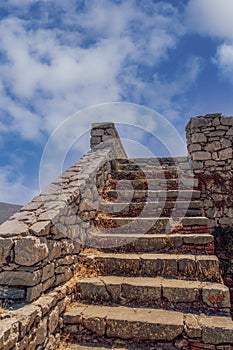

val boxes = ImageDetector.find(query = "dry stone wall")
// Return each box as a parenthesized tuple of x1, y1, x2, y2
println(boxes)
(0, 122, 127, 349)
(186, 113, 233, 228)
(0, 122, 126, 305)
(90, 122, 127, 159)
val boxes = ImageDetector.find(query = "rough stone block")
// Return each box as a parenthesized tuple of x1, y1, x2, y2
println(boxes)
(184, 314, 202, 338)
(42, 263, 55, 282)
(192, 133, 207, 143)
(30, 221, 51, 237)
(0, 317, 19, 350)
(0, 219, 28, 237)
(163, 280, 200, 303)
(48, 306, 59, 333)
(14, 237, 48, 266)
(199, 315, 233, 344)
(26, 283, 43, 302)
(142, 254, 177, 277)
(35, 317, 47, 345)
(202, 284, 231, 308)
(0, 238, 13, 264)
(0, 270, 42, 287)
(193, 151, 211, 161)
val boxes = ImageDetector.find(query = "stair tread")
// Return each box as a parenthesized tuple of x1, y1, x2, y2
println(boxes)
(63, 304, 233, 343)
(92, 233, 213, 239)
(83, 252, 218, 260)
(78, 275, 226, 290)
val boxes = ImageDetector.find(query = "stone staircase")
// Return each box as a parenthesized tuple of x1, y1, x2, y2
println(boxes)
(62, 157, 233, 349)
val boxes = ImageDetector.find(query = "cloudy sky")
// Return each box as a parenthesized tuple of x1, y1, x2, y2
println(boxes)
(0, 0, 233, 204)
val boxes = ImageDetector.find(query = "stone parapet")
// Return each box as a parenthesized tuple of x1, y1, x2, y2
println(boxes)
(186, 113, 233, 228)
(90, 122, 127, 159)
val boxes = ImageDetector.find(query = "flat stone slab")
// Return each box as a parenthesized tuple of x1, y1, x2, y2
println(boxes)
(199, 315, 233, 344)
(88, 233, 214, 252)
(77, 276, 230, 310)
(64, 304, 184, 341)
(94, 216, 208, 235)
(106, 189, 200, 200)
(85, 252, 220, 281)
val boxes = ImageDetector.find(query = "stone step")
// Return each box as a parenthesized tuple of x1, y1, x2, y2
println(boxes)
(105, 189, 201, 201)
(77, 276, 230, 315)
(63, 304, 184, 341)
(117, 162, 192, 171)
(115, 169, 193, 180)
(63, 345, 114, 350)
(114, 168, 180, 180)
(63, 345, 112, 350)
(63, 304, 233, 344)
(109, 177, 198, 190)
(87, 233, 214, 254)
(118, 156, 190, 166)
(99, 201, 203, 217)
(81, 252, 220, 282)
(109, 179, 198, 191)
(94, 216, 209, 234)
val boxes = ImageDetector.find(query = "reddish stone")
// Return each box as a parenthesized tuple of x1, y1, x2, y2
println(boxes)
(190, 342, 216, 349)
(175, 338, 189, 348)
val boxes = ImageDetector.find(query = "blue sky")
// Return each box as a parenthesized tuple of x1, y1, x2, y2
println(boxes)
(0, 0, 233, 204)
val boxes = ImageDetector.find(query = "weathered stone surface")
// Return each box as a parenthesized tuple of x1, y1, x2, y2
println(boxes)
(182, 217, 207, 226)
(64, 304, 184, 341)
(26, 283, 43, 302)
(0, 317, 19, 350)
(42, 263, 55, 282)
(105, 306, 184, 340)
(0, 238, 13, 264)
(30, 221, 51, 237)
(0, 219, 28, 237)
(163, 279, 200, 303)
(0, 270, 42, 286)
(93, 253, 141, 276)
(63, 306, 87, 324)
(192, 133, 207, 143)
(48, 306, 59, 333)
(202, 284, 230, 308)
(78, 277, 110, 302)
(12, 304, 41, 338)
(192, 151, 211, 161)
(82, 305, 108, 336)
(35, 317, 47, 345)
(34, 295, 56, 316)
(184, 314, 202, 338)
(42, 275, 55, 292)
(199, 315, 233, 344)
(141, 254, 177, 277)
(14, 237, 48, 266)
(196, 256, 220, 281)
(54, 267, 73, 286)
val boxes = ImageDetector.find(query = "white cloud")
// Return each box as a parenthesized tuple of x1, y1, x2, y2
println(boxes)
(214, 43, 233, 81)
(0, 0, 204, 203)
(185, 0, 233, 85)
(0, 166, 37, 204)
(0, 1, 186, 141)
(185, 0, 233, 40)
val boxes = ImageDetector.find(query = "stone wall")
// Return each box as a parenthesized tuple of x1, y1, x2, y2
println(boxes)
(0, 122, 127, 305)
(90, 122, 127, 159)
(186, 113, 233, 228)
(0, 122, 128, 349)
(0, 278, 77, 350)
